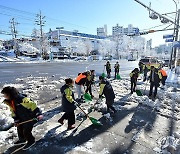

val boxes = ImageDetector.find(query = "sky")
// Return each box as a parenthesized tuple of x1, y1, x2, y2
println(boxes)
(0, 0, 179, 47)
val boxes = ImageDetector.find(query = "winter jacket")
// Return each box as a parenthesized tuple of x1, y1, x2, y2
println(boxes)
(61, 84, 76, 112)
(114, 64, 120, 72)
(129, 71, 140, 80)
(3, 94, 42, 122)
(160, 69, 167, 77)
(75, 73, 87, 85)
(106, 63, 111, 72)
(149, 69, 162, 86)
(99, 80, 115, 102)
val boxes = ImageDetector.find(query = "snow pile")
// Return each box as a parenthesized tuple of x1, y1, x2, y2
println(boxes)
(154, 133, 180, 154)
(0, 96, 16, 148)
(103, 113, 113, 122)
(94, 100, 107, 113)
(0, 102, 14, 131)
(127, 95, 155, 107)
(19, 42, 39, 54)
(0, 127, 17, 146)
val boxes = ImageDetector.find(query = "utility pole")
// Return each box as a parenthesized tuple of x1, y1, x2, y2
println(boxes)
(173, 9, 180, 69)
(35, 11, 46, 56)
(10, 18, 19, 58)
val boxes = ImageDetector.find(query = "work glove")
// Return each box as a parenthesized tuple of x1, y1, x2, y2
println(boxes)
(37, 115, 43, 121)
(99, 95, 102, 99)
(14, 120, 20, 127)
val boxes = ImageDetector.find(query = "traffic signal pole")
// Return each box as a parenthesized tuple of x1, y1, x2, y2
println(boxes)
(134, 0, 179, 70)
(173, 9, 180, 69)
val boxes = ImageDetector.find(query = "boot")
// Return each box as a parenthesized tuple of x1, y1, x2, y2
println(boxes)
(67, 125, 75, 130)
(58, 118, 64, 125)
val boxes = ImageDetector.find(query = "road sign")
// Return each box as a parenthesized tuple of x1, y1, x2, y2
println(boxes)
(163, 34, 174, 39)
(165, 39, 174, 42)
(173, 41, 180, 48)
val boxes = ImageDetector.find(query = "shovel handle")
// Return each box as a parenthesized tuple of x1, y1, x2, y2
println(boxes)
(76, 103, 90, 119)
(17, 118, 38, 126)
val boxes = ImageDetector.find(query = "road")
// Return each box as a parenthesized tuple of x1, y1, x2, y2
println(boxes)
(0, 60, 138, 84)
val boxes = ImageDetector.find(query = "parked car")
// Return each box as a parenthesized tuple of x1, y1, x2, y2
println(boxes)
(163, 59, 170, 67)
(139, 57, 161, 69)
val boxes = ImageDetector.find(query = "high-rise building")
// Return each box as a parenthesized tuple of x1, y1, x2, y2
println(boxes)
(112, 24, 138, 37)
(97, 25, 107, 37)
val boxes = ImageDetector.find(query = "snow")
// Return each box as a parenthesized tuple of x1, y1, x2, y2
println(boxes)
(0, 73, 180, 153)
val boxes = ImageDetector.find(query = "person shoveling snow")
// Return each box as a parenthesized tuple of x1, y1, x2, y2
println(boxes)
(129, 68, 140, 95)
(58, 78, 77, 130)
(1, 86, 43, 151)
(99, 76, 116, 114)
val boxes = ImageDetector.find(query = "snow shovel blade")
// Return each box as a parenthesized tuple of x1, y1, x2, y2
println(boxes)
(83, 93, 92, 102)
(116, 74, 122, 80)
(89, 117, 103, 126)
(136, 90, 143, 96)
(102, 73, 106, 78)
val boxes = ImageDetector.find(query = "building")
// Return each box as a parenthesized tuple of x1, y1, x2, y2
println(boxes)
(47, 29, 106, 55)
(146, 39, 152, 50)
(97, 25, 107, 37)
(154, 43, 172, 55)
(112, 24, 138, 37)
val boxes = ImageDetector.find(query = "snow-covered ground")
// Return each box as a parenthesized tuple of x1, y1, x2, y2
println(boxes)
(0, 74, 180, 153)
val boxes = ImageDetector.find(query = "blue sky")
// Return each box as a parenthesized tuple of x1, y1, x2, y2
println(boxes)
(0, 0, 179, 47)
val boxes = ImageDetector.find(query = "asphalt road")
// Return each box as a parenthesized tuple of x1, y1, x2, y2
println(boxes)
(0, 60, 138, 84)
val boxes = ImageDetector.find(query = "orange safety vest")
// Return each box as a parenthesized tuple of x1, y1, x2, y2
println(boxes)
(75, 73, 86, 84)
(160, 69, 167, 77)
(11, 100, 16, 111)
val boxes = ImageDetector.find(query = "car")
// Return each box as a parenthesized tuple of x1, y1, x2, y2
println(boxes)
(163, 59, 170, 67)
(139, 57, 161, 69)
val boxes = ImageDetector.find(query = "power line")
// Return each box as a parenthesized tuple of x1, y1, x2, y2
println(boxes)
(0, 4, 88, 30)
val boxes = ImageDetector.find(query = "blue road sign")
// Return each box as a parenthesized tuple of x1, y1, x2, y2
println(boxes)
(163, 34, 174, 39)
(173, 41, 180, 48)
(165, 39, 174, 42)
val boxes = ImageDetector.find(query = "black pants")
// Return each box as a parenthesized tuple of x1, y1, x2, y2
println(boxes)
(149, 82, 158, 97)
(143, 72, 148, 82)
(60, 111, 75, 126)
(106, 100, 116, 112)
(107, 70, 111, 78)
(161, 76, 167, 86)
(17, 122, 35, 143)
(85, 84, 93, 96)
(131, 78, 137, 93)
(115, 71, 119, 78)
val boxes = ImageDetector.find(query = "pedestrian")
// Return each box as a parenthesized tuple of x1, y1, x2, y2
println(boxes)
(160, 68, 167, 86)
(90, 70, 95, 84)
(1, 86, 43, 150)
(99, 76, 116, 113)
(129, 68, 140, 94)
(139, 62, 144, 74)
(58, 78, 76, 130)
(149, 66, 162, 99)
(75, 71, 90, 102)
(105, 61, 111, 78)
(114, 62, 120, 79)
(143, 64, 149, 82)
(85, 70, 95, 98)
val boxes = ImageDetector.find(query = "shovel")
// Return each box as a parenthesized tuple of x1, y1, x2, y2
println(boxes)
(116, 74, 122, 80)
(102, 65, 106, 77)
(136, 89, 143, 96)
(83, 93, 92, 102)
(76, 103, 102, 126)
